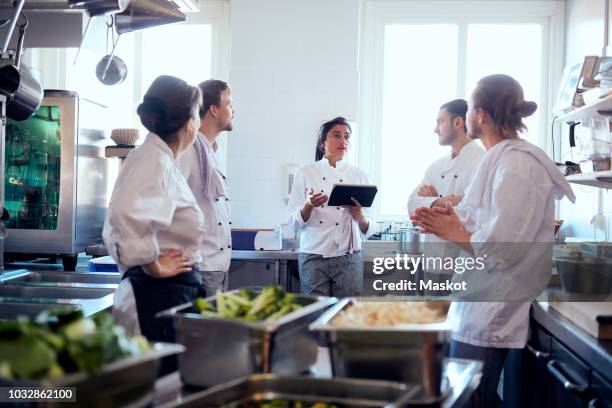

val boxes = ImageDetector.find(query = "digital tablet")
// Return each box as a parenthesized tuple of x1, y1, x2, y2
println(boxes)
(328, 184, 378, 207)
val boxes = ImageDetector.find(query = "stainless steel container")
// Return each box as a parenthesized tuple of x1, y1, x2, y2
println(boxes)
(399, 227, 420, 254)
(554, 256, 612, 294)
(158, 290, 337, 387)
(167, 374, 412, 408)
(0, 342, 183, 407)
(310, 298, 452, 396)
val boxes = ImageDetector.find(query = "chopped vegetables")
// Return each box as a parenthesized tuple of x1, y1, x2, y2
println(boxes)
(0, 308, 150, 381)
(192, 285, 303, 321)
(229, 400, 339, 408)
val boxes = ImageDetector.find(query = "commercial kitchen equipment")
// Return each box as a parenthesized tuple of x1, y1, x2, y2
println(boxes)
(4, 90, 111, 270)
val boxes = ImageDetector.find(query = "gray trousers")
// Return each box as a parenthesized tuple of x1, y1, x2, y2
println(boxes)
(201, 270, 229, 298)
(298, 252, 363, 297)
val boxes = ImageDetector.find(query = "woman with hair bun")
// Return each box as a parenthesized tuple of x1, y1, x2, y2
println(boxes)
(103, 75, 204, 346)
(411, 74, 575, 407)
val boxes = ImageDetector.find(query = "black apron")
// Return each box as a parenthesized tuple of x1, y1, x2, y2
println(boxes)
(123, 266, 204, 343)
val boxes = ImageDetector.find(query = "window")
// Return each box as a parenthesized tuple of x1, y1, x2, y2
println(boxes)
(360, 1, 564, 219)
(139, 24, 212, 91)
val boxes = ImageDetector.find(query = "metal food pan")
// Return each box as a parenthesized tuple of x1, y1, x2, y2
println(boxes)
(309, 298, 452, 396)
(167, 373, 413, 408)
(0, 342, 184, 408)
(158, 289, 337, 387)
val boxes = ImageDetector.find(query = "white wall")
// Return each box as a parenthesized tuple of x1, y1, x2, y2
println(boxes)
(227, 0, 361, 230)
(558, 0, 607, 240)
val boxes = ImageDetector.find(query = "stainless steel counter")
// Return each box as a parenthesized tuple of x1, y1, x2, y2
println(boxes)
(532, 301, 612, 384)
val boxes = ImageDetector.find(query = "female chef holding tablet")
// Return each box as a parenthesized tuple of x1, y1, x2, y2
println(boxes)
(287, 117, 374, 297)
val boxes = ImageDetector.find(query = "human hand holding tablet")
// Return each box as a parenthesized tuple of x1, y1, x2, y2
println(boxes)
(327, 184, 378, 207)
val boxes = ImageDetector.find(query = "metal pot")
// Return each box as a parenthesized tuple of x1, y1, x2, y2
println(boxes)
(96, 55, 127, 85)
(0, 64, 43, 121)
(400, 227, 421, 254)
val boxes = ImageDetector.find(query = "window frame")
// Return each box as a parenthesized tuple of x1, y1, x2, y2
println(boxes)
(358, 0, 565, 220)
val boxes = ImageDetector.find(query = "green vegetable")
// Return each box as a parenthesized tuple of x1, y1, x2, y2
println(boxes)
(0, 337, 56, 379)
(0, 310, 150, 381)
(191, 285, 303, 321)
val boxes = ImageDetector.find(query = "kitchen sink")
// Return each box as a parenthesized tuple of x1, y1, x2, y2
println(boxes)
(0, 284, 116, 300)
(0, 270, 121, 285)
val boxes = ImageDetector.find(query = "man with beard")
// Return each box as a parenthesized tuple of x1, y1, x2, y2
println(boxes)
(407, 99, 484, 214)
(179, 79, 234, 296)
(407, 99, 484, 288)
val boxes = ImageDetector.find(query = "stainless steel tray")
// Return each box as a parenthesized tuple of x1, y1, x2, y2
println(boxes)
(309, 298, 452, 396)
(168, 374, 413, 407)
(168, 359, 482, 408)
(159, 290, 337, 387)
(0, 342, 184, 407)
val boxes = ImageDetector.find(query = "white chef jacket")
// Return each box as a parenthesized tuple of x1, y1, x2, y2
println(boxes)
(407, 140, 485, 214)
(287, 158, 375, 257)
(103, 133, 205, 273)
(103, 133, 205, 336)
(449, 139, 575, 348)
(178, 134, 232, 272)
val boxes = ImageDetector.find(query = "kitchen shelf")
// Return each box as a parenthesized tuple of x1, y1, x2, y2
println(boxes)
(566, 171, 612, 188)
(554, 92, 612, 124)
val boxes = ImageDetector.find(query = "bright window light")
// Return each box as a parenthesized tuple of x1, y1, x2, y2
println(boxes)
(140, 24, 212, 89)
(466, 24, 543, 143)
(380, 24, 458, 216)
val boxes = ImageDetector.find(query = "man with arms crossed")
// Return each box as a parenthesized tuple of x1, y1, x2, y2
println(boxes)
(407, 99, 485, 283)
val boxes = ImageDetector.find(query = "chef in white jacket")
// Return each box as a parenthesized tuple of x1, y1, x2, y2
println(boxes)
(104, 75, 205, 346)
(407, 99, 484, 283)
(411, 74, 575, 407)
(407, 99, 484, 213)
(287, 117, 374, 297)
(179, 79, 234, 296)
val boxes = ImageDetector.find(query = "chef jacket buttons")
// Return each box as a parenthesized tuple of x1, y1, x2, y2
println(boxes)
(340, 179, 343, 182)
(225, 198, 229, 202)
(439, 195, 443, 197)
(218, 222, 222, 226)
(441, 175, 445, 179)
(335, 223, 339, 226)
(220, 247, 224, 251)
(323, 177, 326, 180)
(454, 175, 458, 178)
(215, 198, 219, 201)
(227, 245, 231, 249)
(229, 222, 232, 225)
(337, 207, 340, 210)
(320, 190, 324, 193)
(320, 221, 323, 224)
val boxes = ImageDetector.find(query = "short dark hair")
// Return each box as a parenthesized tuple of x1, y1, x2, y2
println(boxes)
(137, 75, 201, 143)
(315, 117, 352, 161)
(472, 74, 537, 138)
(440, 99, 468, 132)
(198, 79, 229, 117)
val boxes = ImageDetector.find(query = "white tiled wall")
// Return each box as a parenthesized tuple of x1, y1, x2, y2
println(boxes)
(227, 0, 361, 230)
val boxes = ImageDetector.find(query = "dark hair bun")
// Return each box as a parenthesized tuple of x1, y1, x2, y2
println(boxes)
(137, 75, 202, 142)
(518, 100, 537, 117)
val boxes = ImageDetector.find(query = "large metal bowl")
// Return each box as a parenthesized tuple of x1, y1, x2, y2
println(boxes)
(158, 290, 337, 388)
(310, 298, 452, 397)
(554, 256, 612, 295)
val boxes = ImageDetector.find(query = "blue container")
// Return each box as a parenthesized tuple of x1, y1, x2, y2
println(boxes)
(88, 256, 119, 272)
